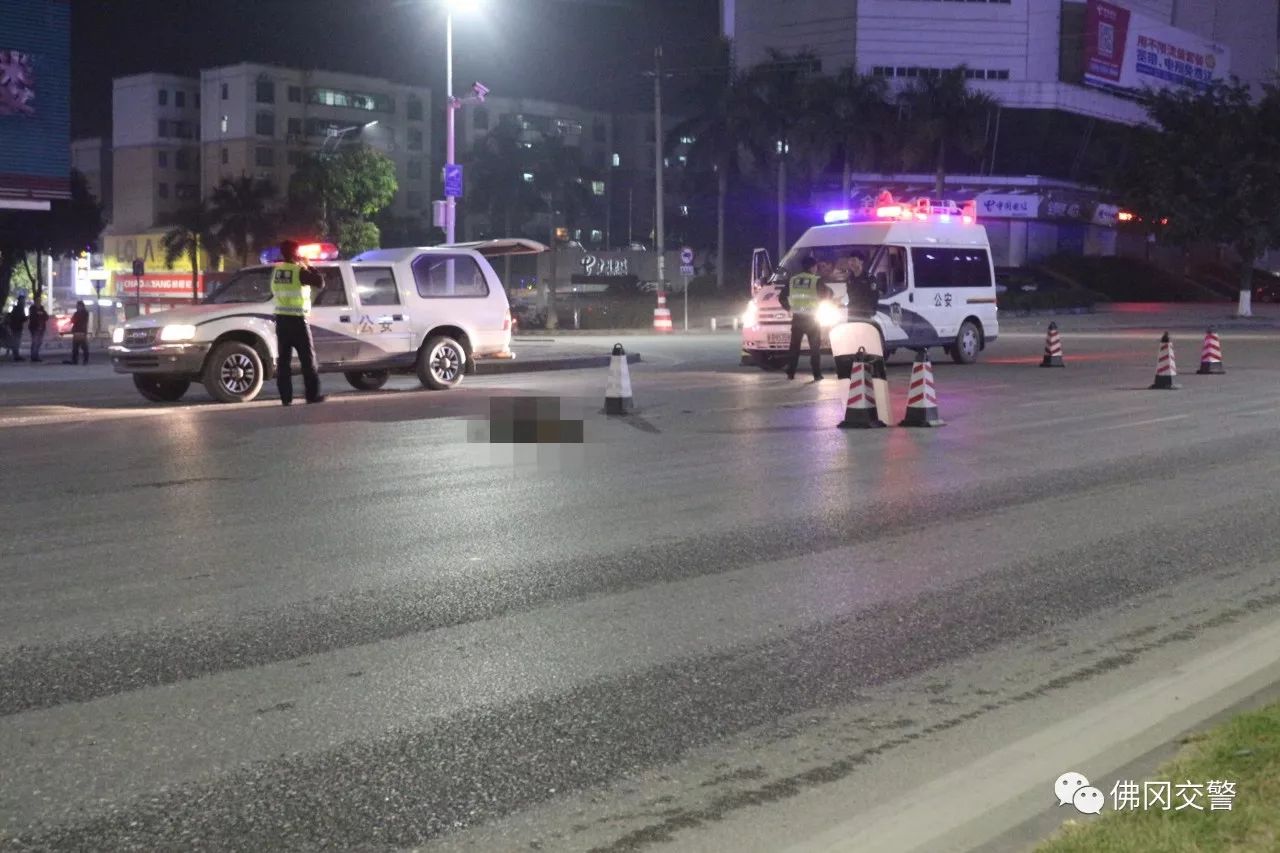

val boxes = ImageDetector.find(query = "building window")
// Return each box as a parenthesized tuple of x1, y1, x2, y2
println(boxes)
(158, 89, 167, 106)
(679, 135, 695, 145)
(157, 150, 168, 168)
(255, 146, 275, 167)
(157, 119, 168, 137)
(175, 149, 193, 171)
(596, 150, 607, 169)
(173, 120, 194, 139)
(288, 85, 302, 103)
(473, 107, 490, 130)
(306, 87, 394, 112)
(612, 152, 621, 167)
(590, 229, 603, 243)
(407, 158, 423, 180)
(287, 117, 303, 136)
(256, 79, 275, 104)
(255, 113, 275, 136)
(408, 96, 423, 121)
(522, 172, 534, 183)
(158, 182, 169, 199)
(591, 180, 605, 196)
(220, 82, 228, 100)
(221, 147, 229, 165)
(408, 128, 423, 151)
(593, 122, 607, 143)
(287, 149, 304, 166)
(873, 65, 1011, 80)
(175, 91, 185, 108)
(407, 191, 424, 209)
(679, 204, 689, 216)
(176, 184, 198, 200)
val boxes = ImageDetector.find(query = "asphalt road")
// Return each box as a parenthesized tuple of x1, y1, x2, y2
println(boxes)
(3, 324, 1280, 852)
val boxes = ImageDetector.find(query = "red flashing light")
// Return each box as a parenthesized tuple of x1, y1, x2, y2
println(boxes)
(297, 242, 340, 261)
(876, 204, 903, 219)
(1117, 211, 1136, 222)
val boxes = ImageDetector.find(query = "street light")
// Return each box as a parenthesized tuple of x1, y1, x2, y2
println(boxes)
(442, 0, 484, 245)
(321, 120, 378, 156)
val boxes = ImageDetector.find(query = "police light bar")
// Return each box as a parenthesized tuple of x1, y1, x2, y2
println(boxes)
(823, 196, 977, 226)
(259, 242, 341, 264)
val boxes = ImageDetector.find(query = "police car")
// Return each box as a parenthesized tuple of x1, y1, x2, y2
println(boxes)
(741, 197, 999, 368)
(109, 239, 543, 403)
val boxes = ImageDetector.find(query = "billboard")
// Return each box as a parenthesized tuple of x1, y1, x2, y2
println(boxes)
(1084, 0, 1229, 95)
(0, 0, 70, 205)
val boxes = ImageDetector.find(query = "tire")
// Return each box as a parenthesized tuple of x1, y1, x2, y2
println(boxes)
(416, 335, 466, 390)
(203, 341, 265, 403)
(133, 373, 191, 402)
(345, 369, 390, 391)
(951, 320, 982, 364)
(752, 352, 788, 372)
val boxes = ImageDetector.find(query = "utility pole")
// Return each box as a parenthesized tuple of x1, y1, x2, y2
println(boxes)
(445, 9, 456, 244)
(654, 46, 666, 294)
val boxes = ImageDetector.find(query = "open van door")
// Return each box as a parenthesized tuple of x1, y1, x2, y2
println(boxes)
(441, 238, 548, 257)
(751, 247, 772, 295)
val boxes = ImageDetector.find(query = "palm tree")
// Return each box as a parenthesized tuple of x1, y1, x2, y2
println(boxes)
(897, 67, 1000, 198)
(738, 50, 822, 260)
(823, 69, 892, 202)
(162, 204, 223, 302)
(466, 115, 541, 291)
(209, 176, 278, 268)
(668, 45, 754, 290)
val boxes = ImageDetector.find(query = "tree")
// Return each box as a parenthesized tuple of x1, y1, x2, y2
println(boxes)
(287, 145, 398, 244)
(823, 68, 892, 201)
(209, 176, 278, 267)
(737, 50, 823, 260)
(467, 115, 540, 242)
(529, 135, 596, 330)
(0, 170, 103, 306)
(668, 42, 755, 290)
(897, 67, 1000, 198)
(162, 204, 223, 302)
(1120, 80, 1280, 317)
(334, 219, 381, 257)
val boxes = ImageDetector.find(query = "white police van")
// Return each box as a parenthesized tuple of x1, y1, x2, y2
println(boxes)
(741, 197, 999, 368)
(109, 239, 543, 403)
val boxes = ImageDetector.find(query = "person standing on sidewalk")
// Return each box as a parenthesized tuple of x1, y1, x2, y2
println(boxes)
(270, 239, 326, 406)
(65, 300, 91, 364)
(5, 295, 26, 362)
(27, 299, 49, 362)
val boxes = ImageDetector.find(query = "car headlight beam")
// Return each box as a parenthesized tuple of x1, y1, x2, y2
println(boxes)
(159, 324, 197, 342)
(816, 300, 844, 328)
(112, 327, 125, 344)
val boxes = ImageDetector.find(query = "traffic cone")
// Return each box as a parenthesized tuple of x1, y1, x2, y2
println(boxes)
(899, 349, 945, 427)
(653, 291, 673, 333)
(838, 360, 885, 429)
(605, 343, 634, 414)
(1196, 327, 1225, 374)
(1149, 331, 1180, 389)
(1040, 321, 1065, 367)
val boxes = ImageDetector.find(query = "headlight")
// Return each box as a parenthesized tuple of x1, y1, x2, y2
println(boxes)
(816, 300, 844, 328)
(742, 301, 759, 327)
(112, 327, 124, 344)
(159, 324, 197, 342)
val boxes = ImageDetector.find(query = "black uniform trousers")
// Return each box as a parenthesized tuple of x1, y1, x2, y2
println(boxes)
(275, 314, 321, 404)
(786, 312, 823, 379)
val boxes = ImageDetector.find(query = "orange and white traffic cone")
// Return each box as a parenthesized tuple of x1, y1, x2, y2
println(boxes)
(1196, 327, 1225, 374)
(1149, 331, 1180, 390)
(653, 291, 673, 333)
(838, 360, 885, 429)
(899, 349, 945, 427)
(1040, 321, 1065, 367)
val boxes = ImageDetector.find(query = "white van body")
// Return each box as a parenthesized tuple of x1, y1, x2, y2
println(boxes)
(109, 240, 542, 403)
(740, 215, 999, 366)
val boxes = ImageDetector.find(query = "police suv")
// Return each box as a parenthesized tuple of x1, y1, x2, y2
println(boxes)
(109, 239, 542, 403)
(741, 197, 999, 368)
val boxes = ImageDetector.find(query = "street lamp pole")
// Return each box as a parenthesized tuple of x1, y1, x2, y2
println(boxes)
(445, 8, 456, 244)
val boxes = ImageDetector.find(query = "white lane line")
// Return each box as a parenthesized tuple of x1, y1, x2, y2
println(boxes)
(1091, 414, 1191, 432)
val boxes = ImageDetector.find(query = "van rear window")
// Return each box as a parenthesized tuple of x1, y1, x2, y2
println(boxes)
(412, 254, 490, 298)
(910, 248, 992, 288)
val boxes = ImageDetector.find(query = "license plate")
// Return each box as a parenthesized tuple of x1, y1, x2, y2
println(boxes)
(767, 333, 788, 346)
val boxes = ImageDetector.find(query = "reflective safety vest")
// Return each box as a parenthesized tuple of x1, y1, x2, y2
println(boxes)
(271, 263, 311, 317)
(788, 272, 822, 313)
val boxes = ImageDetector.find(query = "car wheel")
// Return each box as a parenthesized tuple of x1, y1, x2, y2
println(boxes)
(752, 352, 787, 371)
(345, 369, 390, 391)
(203, 341, 264, 403)
(417, 335, 466, 390)
(951, 320, 981, 364)
(133, 374, 191, 402)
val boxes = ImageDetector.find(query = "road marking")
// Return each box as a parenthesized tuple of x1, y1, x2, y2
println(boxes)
(1092, 414, 1190, 432)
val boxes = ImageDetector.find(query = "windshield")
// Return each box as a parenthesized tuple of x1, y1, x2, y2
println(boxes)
(769, 243, 882, 288)
(204, 266, 342, 304)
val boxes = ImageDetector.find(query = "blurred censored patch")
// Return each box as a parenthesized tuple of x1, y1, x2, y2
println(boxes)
(466, 396, 586, 444)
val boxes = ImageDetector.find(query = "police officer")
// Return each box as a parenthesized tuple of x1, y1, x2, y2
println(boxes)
(271, 240, 326, 406)
(778, 255, 832, 380)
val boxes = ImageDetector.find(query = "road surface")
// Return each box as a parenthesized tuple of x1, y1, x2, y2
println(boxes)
(2, 325, 1280, 852)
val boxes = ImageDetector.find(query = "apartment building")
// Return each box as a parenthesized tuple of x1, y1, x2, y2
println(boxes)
(109, 73, 202, 233)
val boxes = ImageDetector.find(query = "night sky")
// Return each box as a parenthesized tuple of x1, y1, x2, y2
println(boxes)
(70, 0, 720, 139)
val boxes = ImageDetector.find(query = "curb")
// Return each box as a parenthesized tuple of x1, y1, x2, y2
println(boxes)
(474, 352, 641, 375)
